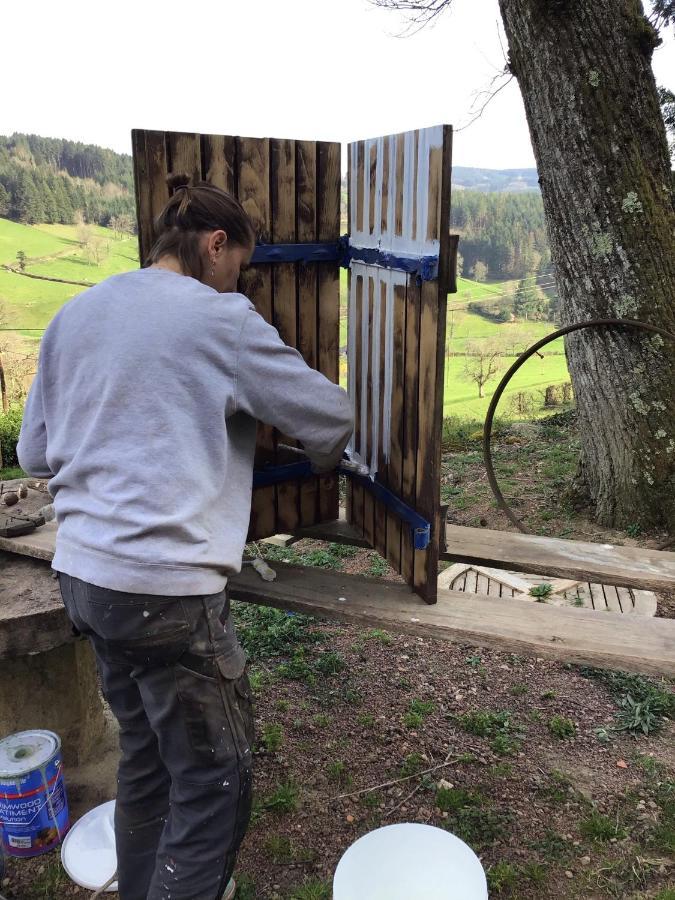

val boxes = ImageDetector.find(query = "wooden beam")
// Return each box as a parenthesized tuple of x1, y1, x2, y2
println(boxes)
(293, 517, 371, 548)
(0, 521, 56, 562)
(0, 551, 71, 658)
(228, 562, 675, 677)
(444, 525, 675, 593)
(2, 526, 672, 675)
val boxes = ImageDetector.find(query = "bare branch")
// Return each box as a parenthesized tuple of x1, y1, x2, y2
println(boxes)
(496, 18, 509, 68)
(369, 0, 454, 36)
(456, 71, 515, 133)
(371, 0, 514, 131)
(331, 753, 471, 802)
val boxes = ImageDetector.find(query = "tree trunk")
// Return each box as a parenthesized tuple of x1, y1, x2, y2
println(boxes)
(499, 0, 675, 529)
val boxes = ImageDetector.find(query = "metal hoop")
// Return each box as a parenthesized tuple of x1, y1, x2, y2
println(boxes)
(482, 318, 675, 541)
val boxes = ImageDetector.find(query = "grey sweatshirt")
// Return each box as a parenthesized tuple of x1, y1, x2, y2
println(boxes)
(17, 268, 353, 594)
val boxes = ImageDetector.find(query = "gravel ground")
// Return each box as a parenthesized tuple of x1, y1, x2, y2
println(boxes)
(3, 596, 673, 899)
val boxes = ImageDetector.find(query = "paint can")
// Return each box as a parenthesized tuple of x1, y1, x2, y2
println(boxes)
(0, 730, 70, 858)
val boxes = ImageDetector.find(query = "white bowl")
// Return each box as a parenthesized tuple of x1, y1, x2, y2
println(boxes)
(60, 799, 118, 892)
(333, 823, 488, 900)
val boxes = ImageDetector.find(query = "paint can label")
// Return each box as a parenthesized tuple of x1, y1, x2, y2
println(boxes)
(0, 753, 70, 857)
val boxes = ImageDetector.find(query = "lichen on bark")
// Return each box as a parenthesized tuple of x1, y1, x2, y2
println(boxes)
(498, 0, 675, 529)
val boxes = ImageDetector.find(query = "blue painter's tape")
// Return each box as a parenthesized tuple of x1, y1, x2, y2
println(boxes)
(251, 457, 432, 550)
(346, 471, 431, 550)
(343, 245, 439, 282)
(251, 242, 341, 265)
(253, 460, 314, 488)
(249, 238, 439, 283)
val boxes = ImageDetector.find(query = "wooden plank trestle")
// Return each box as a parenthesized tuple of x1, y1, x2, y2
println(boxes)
(227, 563, 675, 678)
(2, 517, 674, 676)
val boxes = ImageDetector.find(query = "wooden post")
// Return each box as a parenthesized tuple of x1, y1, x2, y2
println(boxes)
(0, 352, 8, 415)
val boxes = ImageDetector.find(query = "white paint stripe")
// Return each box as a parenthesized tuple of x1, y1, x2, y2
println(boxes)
(375, 136, 384, 244)
(349, 142, 359, 235)
(416, 127, 428, 244)
(370, 276, 381, 476)
(385, 134, 396, 251)
(382, 271, 394, 461)
(359, 270, 370, 462)
(402, 130, 413, 244)
(364, 138, 372, 240)
(347, 271, 357, 456)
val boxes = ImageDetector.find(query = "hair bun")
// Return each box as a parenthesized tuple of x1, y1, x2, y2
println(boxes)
(167, 172, 191, 193)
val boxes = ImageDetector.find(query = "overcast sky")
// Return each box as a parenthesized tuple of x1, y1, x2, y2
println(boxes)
(1, 0, 673, 169)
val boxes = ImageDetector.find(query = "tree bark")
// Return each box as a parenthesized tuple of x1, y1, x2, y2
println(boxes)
(498, 0, 675, 529)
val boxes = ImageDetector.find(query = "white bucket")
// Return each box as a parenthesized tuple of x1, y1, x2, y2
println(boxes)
(333, 823, 488, 900)
(60, 799, 117, 892)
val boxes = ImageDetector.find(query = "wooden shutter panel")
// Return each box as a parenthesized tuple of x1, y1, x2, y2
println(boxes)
(345, 125, 453, 602)
(131, 129, 341, 541)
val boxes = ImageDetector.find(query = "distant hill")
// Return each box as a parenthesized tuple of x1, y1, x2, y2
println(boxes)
(452, 166, 539, 193)
(451, 188, 550, 280)
(0, 133, 135, 227)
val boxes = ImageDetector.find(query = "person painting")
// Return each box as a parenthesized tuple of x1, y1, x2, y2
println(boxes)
(17, 174, 353, 900)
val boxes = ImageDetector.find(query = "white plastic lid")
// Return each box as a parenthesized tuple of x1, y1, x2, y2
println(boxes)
(0, 730, 59, 777)
(60, 799, 118, 892)
(333, 823, 488, 900)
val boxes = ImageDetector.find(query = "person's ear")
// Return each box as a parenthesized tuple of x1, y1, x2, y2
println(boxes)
(211, 229, 228, 255)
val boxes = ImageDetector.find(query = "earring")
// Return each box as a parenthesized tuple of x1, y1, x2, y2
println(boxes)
(210, 258, 216, 278)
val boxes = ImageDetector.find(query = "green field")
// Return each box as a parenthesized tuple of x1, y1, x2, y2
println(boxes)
(442, 349, 569, 419)
(1, 218, 569, 422)
(0, 219, 139, 333)
(0, 219, 82, 265)
(338, 272, 568, 419)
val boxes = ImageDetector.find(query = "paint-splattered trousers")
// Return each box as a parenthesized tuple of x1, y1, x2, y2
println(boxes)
(58, 573, 254, 900)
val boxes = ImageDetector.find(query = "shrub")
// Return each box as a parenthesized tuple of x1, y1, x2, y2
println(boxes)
(548, 715, 576, 739)
(0, 406, 23, 469)
(442, 415, 507, 450)
(544, 384, 563, 407)
(509, 391, 537, 416)
(261, 723, 284, 752)
(543, 382, 574, 408)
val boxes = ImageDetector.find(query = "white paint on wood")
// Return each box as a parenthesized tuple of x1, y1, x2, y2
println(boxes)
(382, 268, 395, 459)
(348, 265, 406, 474)
(349, 125, 444, 256)
(604, 584, 623, 613)
(346, 125, 444, 477)
(370, 274, 381, 475)
(630, 589, 658, 617)
(438, 563, 472, 589)
(360, 272, 370, 462)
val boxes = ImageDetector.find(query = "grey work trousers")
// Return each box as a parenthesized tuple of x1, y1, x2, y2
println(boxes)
(58, 573, 254, 900)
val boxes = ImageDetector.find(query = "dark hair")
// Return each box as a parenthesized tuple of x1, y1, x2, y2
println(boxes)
(146, 173, 255, 279)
